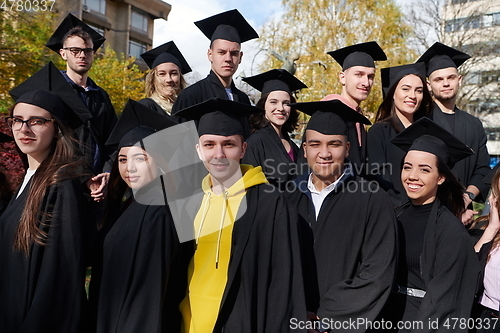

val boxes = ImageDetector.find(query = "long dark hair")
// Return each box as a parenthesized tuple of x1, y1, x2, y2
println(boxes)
(375, 74, 432, 133)
(249, 91, 298, 134)
(10, 106, 89, 254)
(435, 156, 466, 218)
(101, 155, 130, 228)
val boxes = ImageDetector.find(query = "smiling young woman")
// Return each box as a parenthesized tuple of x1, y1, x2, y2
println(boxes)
(242, 69, 307, 190)
(89, 100, 186, 333)
(367, 63, 433, 207)
(381, 117, 480, 332)
(139, 41, 191, 119)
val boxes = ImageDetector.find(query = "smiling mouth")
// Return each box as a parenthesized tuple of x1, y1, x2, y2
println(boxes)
(406, 183, 422, 191)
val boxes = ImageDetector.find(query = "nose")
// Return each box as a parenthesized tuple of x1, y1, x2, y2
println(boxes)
(407, 167, 419, 181)
(318, 145, 331, 159)
(223, 52, 232, 62)
(213, 144, 226, 159)
(408, 89, 416, 99)
(19, 121, 32, 134)
(127, 160, 137, 173)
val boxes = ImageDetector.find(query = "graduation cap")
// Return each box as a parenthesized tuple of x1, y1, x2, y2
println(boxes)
(194, 9, 259, 44)
(174, 98, 261, 138)
(106, 99, 179, 149)
(13, 90, 80, 129)
(140, 41, 192, 73)
(390, 117, 473, 168)
(9, 62, 91, 129)
(381, 62, 426, 98)
(46, 13, 106, 53)
(0, 132, 13, 143)
(327, 41, 387, 71)
(416, 42, 471, 76)
(242, 69, 307, 96)
(290, 100, 371, 136)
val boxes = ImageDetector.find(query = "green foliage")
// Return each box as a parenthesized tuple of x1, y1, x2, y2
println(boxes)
(258, 0, 417, 122)
(90, 48, 146, 114)
(0, 10, 60, 113)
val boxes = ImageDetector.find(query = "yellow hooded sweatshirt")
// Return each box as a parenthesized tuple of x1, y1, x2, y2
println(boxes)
(180, 165, 268, 333)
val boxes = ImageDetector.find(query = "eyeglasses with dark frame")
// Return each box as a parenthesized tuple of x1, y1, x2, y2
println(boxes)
(5, 117, 55, 131)
(62, 47, 95, 57)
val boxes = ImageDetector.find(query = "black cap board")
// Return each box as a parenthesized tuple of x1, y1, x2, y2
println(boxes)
(390, 117, 473, 168)
(290, 100, 371, 136)
(13, 90, 82, 130)
(0, 132, 13, 143)
(381, 62, 426, 97)
(9, 61, 92, 129)
(46, 13, 106, 53)
(106, 99, 179, 149)
(327, 41, 387, 70)
(242, 69, 307, 96)
(174, 98, 261, 138)
(195, 9, 258, 44)
(140, 41, 192, 73)
(416, 42, 471, 76)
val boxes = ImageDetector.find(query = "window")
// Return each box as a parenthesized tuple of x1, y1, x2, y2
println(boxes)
(84, 0, 105, 14)
(85, 22, 105, 37)
(129, 39, 147, 58)
(131, 9, 148, 32)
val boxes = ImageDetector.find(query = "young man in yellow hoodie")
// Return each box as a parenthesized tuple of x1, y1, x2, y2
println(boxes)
(176, 98, 306, 333)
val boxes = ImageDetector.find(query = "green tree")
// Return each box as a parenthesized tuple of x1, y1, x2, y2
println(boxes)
(0, 10, 146, 114)
(258, 0, 416, 122)
(89, 47, 145, 114)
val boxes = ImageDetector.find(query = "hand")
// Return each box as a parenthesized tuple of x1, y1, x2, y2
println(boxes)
(86, 172, 110, 202)
(463, 192, 473, 208)
(307, 311, 321, 333)
(461, 209, 478, 226)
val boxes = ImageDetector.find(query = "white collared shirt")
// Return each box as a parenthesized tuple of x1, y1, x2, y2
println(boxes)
(307, 171, 345, 219)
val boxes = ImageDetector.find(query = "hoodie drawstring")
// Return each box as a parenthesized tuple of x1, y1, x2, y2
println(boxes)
(215, 191, 229, 269)
(196, 192, 212, 245)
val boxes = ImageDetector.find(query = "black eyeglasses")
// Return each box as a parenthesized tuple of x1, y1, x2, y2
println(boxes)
(62, 47, 95, 57)
(5, 117, 55, 131)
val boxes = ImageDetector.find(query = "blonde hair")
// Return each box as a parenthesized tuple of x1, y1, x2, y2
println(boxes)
(144, 67, 187, 115)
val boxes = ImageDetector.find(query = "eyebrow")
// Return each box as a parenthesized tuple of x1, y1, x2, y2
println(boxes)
(404, 161, 432, 168)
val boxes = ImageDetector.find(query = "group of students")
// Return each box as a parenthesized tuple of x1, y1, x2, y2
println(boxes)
(0, 7, 499, 333)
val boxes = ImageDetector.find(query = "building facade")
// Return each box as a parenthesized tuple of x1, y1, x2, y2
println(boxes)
(442, 0, 500, 161)
(55, 0, 171, 69)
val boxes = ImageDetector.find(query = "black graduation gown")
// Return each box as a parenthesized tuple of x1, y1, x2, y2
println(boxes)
(431, 103, 490, 201)
(171, 70, 251, 137)
(89, 182, 183, 333)
(367, 121, 407, 207)
(242, 124, 300, 190)
(138, 97, 183, 123)
(346, 120, 368, 177)
(67, 75, 118, 174)
(384, 200, 480, 332)
(0, 177, 88, 333)
(206, 182, 307, 332)
(287, 168, 397, 332)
